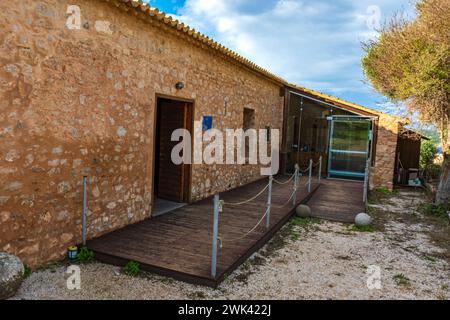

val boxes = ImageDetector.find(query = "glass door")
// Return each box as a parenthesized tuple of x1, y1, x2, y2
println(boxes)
(328, 117, 372, 180)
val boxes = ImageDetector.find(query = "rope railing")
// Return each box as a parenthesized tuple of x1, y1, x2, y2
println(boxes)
(273, 170, 296, 185)
(222, 184, 269, 206)
(272, 188, 297, 209)
(210, 157, 323, 278)
(218, 208, 269, 246)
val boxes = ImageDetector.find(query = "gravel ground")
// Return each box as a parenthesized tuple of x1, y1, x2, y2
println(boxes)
(12, 189, 450, 300)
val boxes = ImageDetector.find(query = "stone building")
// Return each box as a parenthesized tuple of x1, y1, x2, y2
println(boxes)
(0, 0, 407, 268)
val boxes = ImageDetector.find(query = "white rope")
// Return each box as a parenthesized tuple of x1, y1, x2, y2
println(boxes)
(223, 183, 269, 206)
(273, 172, 296, 185)
(219, 208, 269, 245)
(272, 189, 297, 209)
(300, 166, 311, 174)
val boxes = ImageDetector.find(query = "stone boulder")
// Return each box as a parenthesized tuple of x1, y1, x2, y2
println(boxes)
(0, 252, 24, 300)
(296, 205, 312, 218)
(355, 213, 373, 226)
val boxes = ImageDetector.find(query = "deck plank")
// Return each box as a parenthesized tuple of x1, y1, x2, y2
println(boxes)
(308, 179, 365, 223)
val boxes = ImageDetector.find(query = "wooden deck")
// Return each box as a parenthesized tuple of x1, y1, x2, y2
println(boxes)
(87, 177, 365, 287)
(88, 176, 320, 287)
(307, 179, 366, 223)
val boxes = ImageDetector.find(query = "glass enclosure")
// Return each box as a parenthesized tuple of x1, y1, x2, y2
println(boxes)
(328, 118, 372, 180)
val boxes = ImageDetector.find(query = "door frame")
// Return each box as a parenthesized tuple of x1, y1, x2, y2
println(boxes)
(151, 94, 195, 214)
(327, 115, 375, 180)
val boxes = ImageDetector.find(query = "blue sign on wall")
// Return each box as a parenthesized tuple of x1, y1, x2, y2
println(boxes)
(202, 116, 213, 131)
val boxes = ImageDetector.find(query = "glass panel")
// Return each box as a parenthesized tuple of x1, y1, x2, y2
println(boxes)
(331, 121, 370, 152)
(329, 151, 368, 178)
(329, 119, 370, 179)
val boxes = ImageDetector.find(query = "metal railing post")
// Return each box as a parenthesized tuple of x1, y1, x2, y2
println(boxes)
(211, 194, 220, 279)
(266, 175, 273, 229)
(363, 160, 370, 204)
(308, 159, 313, 193)
(293, 164, 299, 206)
(82, 176, 88, 246)
(318, 156, 322, 184)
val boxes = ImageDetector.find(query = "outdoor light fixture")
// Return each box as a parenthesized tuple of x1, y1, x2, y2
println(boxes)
(68, 246, 78, 261)
(175, 82, 185, 90)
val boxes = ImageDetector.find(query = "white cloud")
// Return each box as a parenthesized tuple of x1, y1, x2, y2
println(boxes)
(175, 0, 415, 111)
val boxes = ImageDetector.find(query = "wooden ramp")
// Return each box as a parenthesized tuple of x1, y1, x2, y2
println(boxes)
(307, 179, 365, 223)
(88, 176, 320, 287)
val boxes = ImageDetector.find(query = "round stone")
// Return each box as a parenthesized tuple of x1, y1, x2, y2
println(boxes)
(355, 213, 373, 226)
(296, 205, 311, 218)
(0, 252, 24, 300)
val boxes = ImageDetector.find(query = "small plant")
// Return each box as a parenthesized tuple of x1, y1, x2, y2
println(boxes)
(424, 255, 437, 263)
(77, 246, 95, 263)
(374, 187, 392, 195)
(290, 231, 300, 241)
(123, 261, 141, 276)
(350, 224, 376, 233)
(393, 273, 411, 287)
(290, 217, 321, 228)
(23, 265, 32, 279)
(418, 203, 448, 219)
(368, 188, 398, 204)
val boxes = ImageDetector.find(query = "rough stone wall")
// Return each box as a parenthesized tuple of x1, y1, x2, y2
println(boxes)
(370, 114, 400, 191)
(0, 0, 283, 267)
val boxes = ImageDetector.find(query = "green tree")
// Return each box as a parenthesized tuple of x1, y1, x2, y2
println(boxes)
(362, 0, 450, 206)
(420, 140, 438, 169)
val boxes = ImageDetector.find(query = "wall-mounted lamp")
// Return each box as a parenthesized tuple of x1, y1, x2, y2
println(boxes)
(175, 82, 185, 90)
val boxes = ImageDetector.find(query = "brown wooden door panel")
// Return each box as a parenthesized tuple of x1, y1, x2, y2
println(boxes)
(156, 99, 192, 203)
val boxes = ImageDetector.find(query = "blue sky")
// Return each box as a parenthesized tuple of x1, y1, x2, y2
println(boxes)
(144, 0, 416, 116)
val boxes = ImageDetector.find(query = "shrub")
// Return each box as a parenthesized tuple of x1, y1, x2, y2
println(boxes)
(420, 140, 438, 169)
(123, 261, 141, 276)
(77, 247, 95, 263)
(424, 163, 442, 181)
(418, 203, 448, 219)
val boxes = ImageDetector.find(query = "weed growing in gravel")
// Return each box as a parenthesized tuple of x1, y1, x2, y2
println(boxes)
(376, 187, 399, 195)
(418, 203, 448, 220)
(123, 261, 141, 276)
(289, 217, 321, 228)
(424, 255, 438, 263)
(290, 232, 300, 241)
(288, 217, 321, 240)
(23, 265, 32, 279)
(350, 224, 376, 233)
(77, 247, 95, 264)
(393, 273, 411, 287)
(368, 187, 399, 204)
(188, 291, 207, 300)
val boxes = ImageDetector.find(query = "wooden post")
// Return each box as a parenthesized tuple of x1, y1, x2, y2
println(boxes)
(211, 194, 220, 279)
(266, 175, 273, 229)
(82, 176, 88, 246)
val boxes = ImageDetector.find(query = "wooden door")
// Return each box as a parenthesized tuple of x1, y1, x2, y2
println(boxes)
(155, 99, 192, 203)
